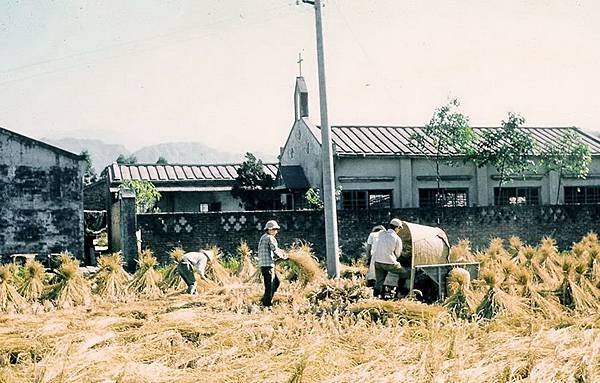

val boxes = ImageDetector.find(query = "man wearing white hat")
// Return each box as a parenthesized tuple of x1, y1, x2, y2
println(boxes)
(372, 218, 409, 299)
(257, 220, 287, 306)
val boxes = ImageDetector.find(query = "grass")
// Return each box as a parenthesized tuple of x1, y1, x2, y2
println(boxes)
(0, 237, 599, 382)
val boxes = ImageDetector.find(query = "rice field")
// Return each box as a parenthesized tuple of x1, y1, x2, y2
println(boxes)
(0, 236, 599, 383)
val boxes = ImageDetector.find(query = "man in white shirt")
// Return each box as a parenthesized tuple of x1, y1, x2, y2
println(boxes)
(373, 218, 409, 298)
(177, 249, 214, 295)
(365, 225, 385, 292)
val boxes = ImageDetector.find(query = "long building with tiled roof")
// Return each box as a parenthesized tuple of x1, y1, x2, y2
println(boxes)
(281, 76, 600, 209)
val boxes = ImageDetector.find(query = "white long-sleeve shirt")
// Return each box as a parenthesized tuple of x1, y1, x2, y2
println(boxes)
(181, 250, 211, 277)
(372, 229, 403, 265)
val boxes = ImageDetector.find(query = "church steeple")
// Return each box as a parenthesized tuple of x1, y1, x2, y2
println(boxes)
(294, 53, 309, 121)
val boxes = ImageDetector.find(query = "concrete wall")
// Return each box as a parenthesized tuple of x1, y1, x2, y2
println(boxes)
(0, 131, 84, 260)
(83, 179, 108, 211)
(138, 204, 600, 264)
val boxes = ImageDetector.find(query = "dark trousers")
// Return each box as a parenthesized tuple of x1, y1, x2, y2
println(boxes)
(177, 262, 196, 288)
(374, 262, 409, 296)
(261, 266, 280, 306)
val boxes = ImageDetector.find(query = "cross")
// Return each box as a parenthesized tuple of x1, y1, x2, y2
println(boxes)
(297, 52, 303, 77)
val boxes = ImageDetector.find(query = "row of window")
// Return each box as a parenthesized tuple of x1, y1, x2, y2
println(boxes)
(340, 186, 600, 210)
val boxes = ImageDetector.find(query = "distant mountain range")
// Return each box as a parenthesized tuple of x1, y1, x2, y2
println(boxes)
(43, 137, 278, 172)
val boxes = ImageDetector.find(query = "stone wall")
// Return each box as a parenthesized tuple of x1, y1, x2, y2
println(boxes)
(138, 205, 600, 264)
(0, 129, 85, 261)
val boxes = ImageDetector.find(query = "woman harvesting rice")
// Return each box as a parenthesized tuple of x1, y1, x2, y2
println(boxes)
(258, 220, 288, 307)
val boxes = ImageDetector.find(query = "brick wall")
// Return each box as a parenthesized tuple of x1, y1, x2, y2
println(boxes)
(138, 205, 600, 264)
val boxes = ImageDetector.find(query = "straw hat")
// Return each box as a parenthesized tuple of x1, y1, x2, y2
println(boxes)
(390, 218, 403, 228)
(264, 220, 281, 230)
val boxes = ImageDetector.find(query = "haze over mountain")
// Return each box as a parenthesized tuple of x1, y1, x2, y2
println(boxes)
(44, 137, 278, 172)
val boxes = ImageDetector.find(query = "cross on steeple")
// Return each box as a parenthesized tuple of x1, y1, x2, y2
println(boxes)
(297, 52, 303, 77)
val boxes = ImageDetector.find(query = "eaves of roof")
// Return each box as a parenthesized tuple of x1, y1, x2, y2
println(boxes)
(0, 126, 85, 161)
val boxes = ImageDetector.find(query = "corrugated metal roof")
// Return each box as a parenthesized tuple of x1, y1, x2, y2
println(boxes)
(320, 126, 600, 157)
(108, 163, 279, 183)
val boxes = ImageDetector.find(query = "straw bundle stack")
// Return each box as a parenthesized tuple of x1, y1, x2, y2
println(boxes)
(18, 259, 46, 302)
(205, 246, 232, 286)
(162, 247, 187, 291)
(47, 253, 91, 309)
(449, 239, 474, 263)
(236, 241, 257, 282)
(0, 264, 27, 313)
(444, 268, 476, 320)
(129, 249, 163, 298)
(557, 257, 598, 312)
(94, 252, 131, 300)
(476, 270, 527, 319)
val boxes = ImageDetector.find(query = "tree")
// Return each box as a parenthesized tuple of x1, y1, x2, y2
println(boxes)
(231, 153, 274, 210)
(305, 188, 324, 209)
(116, 154, 137, 165)
(118, 180, 161, 213)
(156, 156, 168, 165)
(541, 129, 591, 204)
(469, 112, 536, 203)
(410, 99, 473, 206)
(80, 150, 97, 186)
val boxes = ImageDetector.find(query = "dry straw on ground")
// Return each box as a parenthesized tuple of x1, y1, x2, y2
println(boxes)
(46, 252, 91, 309)
(0, 264, 27, 313)
(94, 252, 131, 300)
(18, 259, 46, 302)
(1, 238, 600, 382)
(162, 247, 186, 291)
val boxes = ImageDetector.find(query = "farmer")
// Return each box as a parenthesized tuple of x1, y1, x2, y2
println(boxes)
(258, 220, 288, 307)
(365, 225, 386, 293)
(177, 249, 214, 295)
(373, 218, 409, 299)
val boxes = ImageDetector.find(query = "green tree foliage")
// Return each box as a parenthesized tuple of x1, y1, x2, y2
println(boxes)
(469, 112, 536, 200)
(541, 129, 591, 203)
(156, 156, 169, 165)
(80, 150, 97, 186)
(116, 154, 137, 165)
(305, 188, 324, 209)
(410, 99, 473, 205)
(118, 180, 161, 213)
(231, 153, 274, 210)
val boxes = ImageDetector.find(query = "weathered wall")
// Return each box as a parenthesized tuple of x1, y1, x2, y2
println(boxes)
(138, 204, 600, 264)
(280, 118, 322, 190)
(0, 130, 84, 260)
(83, 179, 108, 211)
(156, 190, 242, 212)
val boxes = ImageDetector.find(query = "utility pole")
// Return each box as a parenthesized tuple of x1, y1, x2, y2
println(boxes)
(302, 0, 340, 278)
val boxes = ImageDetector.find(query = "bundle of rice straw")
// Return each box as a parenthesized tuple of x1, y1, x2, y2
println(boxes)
(444, 268, 476, 320)
(161, 247, 187, 291)
(515, 269, 563, 319)
(307, 279, 372, 316)
(286, 243, 324, 287)
(18, 259, 46, 302)
(557, 257, 598, 312)
(508, 236, 524, 258)
(236, 241, 257, 282)
(476, 270, 526, 319)
(46, 253, 91, 309)
(449, 239, 474, 263)
(205, 246, 232, 286)
(94, 252, 131, 300)
(349, 299, 446, 324)
(0, 265, 27, 313)
(129, 249, 163, 298)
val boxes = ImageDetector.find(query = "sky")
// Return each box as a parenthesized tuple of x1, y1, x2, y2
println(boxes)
(1, 0, 599, 155)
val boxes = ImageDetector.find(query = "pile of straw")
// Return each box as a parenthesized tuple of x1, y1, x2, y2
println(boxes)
(0, 265, 27, 313)
(94, 252, 131, 300)
(129, 249, 163, 298)
(161, 247, 186, 291)
(476, 270, 526, 319)
(285, 243, 324, 287)
(449, 239, 474, 263)
(306, 279, 371, 316)
(556, 257, 598, 312)
(349, 299, 446, 324)
(46, 253, 91, 309)
(444, 268, 476, 320)
(18, 259, 46, 302)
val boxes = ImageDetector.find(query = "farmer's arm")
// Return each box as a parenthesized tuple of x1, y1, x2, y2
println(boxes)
(270, 236, 287, 260)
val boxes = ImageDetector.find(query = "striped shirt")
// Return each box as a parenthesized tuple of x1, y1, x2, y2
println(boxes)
(258, 233, 279, 267)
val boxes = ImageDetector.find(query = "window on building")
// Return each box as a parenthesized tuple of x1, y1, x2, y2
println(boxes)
(419, 188, 469, 208)
(342, 190, 392, 210)
(564, 186, 600, 204)
(494, 187, 540, 205)
(199, 202, 222, 212)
